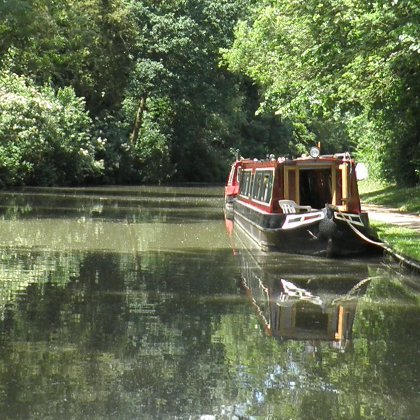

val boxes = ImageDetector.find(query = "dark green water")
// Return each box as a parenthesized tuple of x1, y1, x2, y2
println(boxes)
(0, 186, 418, 419)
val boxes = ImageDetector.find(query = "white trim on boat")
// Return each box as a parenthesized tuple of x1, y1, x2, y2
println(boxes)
(282, 211, 324, 230)
(334, 212, 365, 227)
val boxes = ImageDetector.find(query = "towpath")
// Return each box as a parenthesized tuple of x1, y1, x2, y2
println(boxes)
(362, 204, 420, 233)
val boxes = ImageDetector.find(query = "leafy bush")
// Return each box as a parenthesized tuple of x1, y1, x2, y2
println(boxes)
(0, 72, 102, 186)
(132, 120, 173, 184)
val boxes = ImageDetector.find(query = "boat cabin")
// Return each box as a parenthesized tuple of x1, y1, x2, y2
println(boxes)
(227, 153, 361, 214)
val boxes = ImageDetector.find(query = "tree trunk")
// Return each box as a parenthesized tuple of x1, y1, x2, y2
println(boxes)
(130, 96, 147, 147)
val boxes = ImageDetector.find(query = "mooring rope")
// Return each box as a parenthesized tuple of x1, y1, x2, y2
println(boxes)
(340, 210, 420, 273)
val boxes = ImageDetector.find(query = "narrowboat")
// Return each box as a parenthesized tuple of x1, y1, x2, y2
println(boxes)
(224, 147, 382, 257)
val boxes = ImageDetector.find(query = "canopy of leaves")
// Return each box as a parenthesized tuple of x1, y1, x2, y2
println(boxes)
(223, 0, 420, 185)
(121, 0, 280, 182)
(0, 0, 134, 114)
(1, 0, 416, 185)
(2, 0, 286, 184)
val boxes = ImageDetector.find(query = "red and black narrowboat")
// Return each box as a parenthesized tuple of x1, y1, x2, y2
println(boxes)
(225, 147, 382, 257)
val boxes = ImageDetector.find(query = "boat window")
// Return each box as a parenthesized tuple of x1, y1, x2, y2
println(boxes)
(263, 172, 273, 203)
(299, 169, 332, 209)
(252, 170, 273, 203)
(239, 170, 253, 197)
(252, 172, 263, 200)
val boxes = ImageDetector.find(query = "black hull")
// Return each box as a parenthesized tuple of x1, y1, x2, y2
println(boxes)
(233, 201, 382, 258)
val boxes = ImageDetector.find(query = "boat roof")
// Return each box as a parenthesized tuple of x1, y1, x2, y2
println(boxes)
(237, 152, 354, 168)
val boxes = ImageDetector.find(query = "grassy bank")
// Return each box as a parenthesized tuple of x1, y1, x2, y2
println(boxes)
(371, 222, 420, 261)
(359, 180, 420, 214)
(358, 181, 420, 262)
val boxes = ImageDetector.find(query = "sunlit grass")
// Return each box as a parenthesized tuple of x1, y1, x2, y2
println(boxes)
(371, 221, 420, 261)
(359, 181, 420, 214)
(359, 181, 420, 262)
(358, 179, 390, 195)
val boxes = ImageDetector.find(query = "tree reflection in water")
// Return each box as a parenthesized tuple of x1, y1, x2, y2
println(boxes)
(0, 187, 417, 419)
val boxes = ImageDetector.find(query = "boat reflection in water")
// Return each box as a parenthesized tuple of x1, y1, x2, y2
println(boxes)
(241, 259, 367, 351)
(228, 216, 371, 352)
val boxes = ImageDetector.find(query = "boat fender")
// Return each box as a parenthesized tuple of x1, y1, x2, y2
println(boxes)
(326, 206, 334, 220)
(319, 208, 337, 239)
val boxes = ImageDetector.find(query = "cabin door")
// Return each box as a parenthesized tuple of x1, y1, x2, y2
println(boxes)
(298, 168, 333, 209)
(284, 165, 348, 210)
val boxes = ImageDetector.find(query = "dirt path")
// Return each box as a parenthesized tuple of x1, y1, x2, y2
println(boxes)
(362, 204, 420, 233)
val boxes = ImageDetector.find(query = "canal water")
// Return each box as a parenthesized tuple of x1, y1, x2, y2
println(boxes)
(0, 186, 418, 419)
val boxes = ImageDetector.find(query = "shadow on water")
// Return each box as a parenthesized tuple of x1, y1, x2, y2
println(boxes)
(9, 185, 224, 198)
(0, 187, 418, 419)
(0, 187, 224, 223)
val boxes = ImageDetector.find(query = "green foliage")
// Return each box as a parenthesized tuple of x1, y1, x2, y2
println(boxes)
(223, 0, 420, 185)
(0, 72, 101, 186)
(119, 0, 294, 182)
(1, 0, 418, 185)
(0, 0, 305, 185)
(115, 2, 214, 179)
(0, 0, 134, 114)
(132, 119, 173, 184)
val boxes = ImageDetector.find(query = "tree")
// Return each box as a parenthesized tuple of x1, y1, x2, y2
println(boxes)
(0, 0, 297, 184)
(0, 0, 134, 115)
(121, 0, 258, 182)
(223, 0, 420, 185)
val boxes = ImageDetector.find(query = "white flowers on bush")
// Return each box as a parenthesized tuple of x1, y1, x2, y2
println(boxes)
(121, 142, 130, 151)
(0, 71, 101, 185)
(94, 159, 105, 170)
(96, 136, 107, 151)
